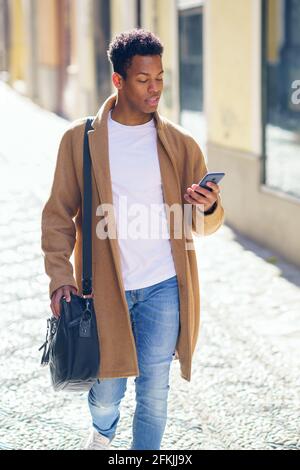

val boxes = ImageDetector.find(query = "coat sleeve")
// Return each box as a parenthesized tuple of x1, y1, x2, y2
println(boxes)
(190, 140, 225, 236)
(41, 127, 81, 299)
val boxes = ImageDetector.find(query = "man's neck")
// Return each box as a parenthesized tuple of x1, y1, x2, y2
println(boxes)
(110, 104, 154, 126)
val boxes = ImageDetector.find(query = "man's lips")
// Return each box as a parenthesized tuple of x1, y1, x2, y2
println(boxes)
(146, 96, 160, 106)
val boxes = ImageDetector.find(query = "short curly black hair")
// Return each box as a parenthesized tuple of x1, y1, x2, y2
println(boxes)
(107, 28, 164, 80)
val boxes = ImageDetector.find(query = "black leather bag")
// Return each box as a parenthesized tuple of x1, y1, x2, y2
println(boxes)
(39, 117, 100, 392)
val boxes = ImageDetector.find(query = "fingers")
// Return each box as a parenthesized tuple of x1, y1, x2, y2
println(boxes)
(189, 183, 219, 200)
(185, 186, 213, 205)
(193, 182, 220, 195)
(206, 182, 220, 193)
(192, 183, 219, 200)
(50, 285, 78, 319)
(184, 192, 201, 205)
(63, 286, 72, 302)
(51, 291, 61, 319)
(184, 183, 219, 211)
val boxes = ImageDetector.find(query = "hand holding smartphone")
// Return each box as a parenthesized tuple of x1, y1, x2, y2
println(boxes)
(198, 172, 225, 192)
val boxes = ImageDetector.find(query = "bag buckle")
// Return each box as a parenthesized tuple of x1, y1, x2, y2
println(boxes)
(79, 298, 93, 338)
(83, 298, 92, 314)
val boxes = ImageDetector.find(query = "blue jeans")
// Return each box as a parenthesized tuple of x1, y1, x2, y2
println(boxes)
(87, 274, 180, 450)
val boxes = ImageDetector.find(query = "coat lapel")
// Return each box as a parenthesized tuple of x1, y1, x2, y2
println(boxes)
(87, 93, 184, 297)
(87, 95, 126, 299)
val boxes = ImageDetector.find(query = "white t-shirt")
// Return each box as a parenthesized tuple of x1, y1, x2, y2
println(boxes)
(107, 109, 176, 290)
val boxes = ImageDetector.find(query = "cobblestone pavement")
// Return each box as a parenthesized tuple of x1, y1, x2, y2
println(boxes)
(0, 81, 299, 450)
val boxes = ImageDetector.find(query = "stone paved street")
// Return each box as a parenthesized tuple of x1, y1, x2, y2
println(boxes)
(0, 81, 299, 450)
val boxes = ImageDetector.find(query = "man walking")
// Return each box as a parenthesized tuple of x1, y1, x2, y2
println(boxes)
(41, 28, 224, 450)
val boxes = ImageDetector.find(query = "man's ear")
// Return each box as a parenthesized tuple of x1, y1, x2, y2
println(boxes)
(112, 72, 123, 90)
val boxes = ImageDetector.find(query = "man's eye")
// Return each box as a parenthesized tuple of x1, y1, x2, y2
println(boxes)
(138, 79, 163, 83)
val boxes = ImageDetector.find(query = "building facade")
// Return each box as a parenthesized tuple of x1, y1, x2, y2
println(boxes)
(0, 0, 299, 266)
(206, 0, 300, 266)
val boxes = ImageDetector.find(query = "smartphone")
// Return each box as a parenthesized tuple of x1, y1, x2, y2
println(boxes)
(198, 172, 225, 192)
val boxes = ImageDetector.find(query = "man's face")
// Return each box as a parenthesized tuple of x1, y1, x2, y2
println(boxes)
(113, 54, 164, 114)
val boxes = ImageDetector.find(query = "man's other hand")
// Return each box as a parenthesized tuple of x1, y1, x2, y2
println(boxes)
(50, 285, 78, 318)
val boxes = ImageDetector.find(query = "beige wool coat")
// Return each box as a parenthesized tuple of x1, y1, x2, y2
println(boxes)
(41, 93, 225, 382)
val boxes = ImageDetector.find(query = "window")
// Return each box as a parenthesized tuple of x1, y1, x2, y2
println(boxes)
(178, 7, 203, 112)
(178, 6, 205, 147)
(262, 0, 300, 198)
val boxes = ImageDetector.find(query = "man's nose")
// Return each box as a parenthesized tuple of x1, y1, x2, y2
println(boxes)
(148, 81, 160, 93)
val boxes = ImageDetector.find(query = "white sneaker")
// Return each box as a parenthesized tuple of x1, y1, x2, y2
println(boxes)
(82, 428, 112, 450)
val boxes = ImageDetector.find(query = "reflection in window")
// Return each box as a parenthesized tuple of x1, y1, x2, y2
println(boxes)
(179, 8, 203, 111)
(263, 0, 300, 198)
(178, 6, 205, 148)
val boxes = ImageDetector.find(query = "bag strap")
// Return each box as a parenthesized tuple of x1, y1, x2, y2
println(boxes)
(82, 117, 94, 296)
